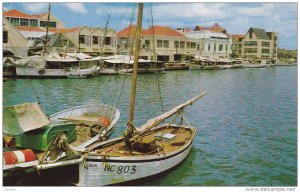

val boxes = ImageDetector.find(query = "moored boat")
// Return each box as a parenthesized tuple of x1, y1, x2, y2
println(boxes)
(242, 59, 267, 68)
(3, 103, 120, 184)
(76, 3, 206, 186)
(164, 62, 189, 70)
(13, 53, 99, 78)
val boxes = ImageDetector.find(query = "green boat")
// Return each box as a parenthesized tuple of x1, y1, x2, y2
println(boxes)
(3, 102, 120, 185)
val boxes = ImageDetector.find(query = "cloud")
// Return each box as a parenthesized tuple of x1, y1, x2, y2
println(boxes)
(152, 3, 229, 20)
(238, 3, 275, 17)
(21, 3, 48, 13)
(63, 3, 88, 14)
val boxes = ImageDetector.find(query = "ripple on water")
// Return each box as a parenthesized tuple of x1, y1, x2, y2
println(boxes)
(3, 67, 297, 186)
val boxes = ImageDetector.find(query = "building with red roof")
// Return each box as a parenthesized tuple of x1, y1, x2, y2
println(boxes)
(117, 25, 137, 38)
(4, 9, 65, 29)
(118, 25, 198, 62)
(194, 23, 228, 36)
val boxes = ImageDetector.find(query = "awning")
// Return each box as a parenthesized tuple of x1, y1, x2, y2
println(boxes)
(3, 102, 51, 136)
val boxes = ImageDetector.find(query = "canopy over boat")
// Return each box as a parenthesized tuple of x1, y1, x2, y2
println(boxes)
(3, 102, 51, 135)
(194, 55, 208, 61)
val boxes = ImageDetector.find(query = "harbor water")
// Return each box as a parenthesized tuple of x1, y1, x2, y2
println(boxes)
(3, 66, 297, 186)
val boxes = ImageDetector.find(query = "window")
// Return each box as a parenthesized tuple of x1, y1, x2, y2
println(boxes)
(191, 42, 196, 49)
(244, 41, 257, 46)
(10, 18, 19, 26)
(29, 19, 38, 27)
(244, 48, 257, 53)
(145, 40, 150, 48)
(3, 31, 8, 43)
(180, 41, 184, 48)
(93, 36, 99, 45)
(262, 41, 270, 47)
(197, 44, 200, 51)
(186, 42, 191, 49)
(261, 48, 270, 54)
(157, 40, 162, 48)
(214, 44, 216, 52)
(20, 18, 29, 26)
(208, 44, 210, 51)
(174, 41, 179, 48)
(79, 35, 85, 44)
(104, 37, 111, 45)
(40, 21, 57, 28)
(219, 45, 223, 51)
(163, 40, 169, 48)
(225, 45, 228, 52)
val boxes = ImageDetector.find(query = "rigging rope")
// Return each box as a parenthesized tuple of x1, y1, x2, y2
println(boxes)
(149, 3, 165, 113)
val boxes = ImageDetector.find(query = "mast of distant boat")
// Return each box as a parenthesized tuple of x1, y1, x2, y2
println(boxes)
(43, 3, 51, 54)
(127, 3, 143, 133)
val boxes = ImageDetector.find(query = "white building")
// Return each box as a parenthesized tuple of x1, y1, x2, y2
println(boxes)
(184, 30, 232, 59)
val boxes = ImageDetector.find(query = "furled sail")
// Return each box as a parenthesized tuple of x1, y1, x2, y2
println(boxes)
(136, 91, 206, 134)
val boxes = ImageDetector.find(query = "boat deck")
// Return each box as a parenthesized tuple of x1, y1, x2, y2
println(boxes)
(94, 126, 194, 157)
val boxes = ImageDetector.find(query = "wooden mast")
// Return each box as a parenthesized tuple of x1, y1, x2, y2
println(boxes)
(43, 3, 51, 54)
(128, 3, 143, 131)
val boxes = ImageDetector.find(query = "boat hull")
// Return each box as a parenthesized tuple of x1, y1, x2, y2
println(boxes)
(188, 64, 202, 70)
(242, 64, 267, 68)
(99, 68, 132, 75)
(79, 135, 194, 186)
(16, 67, 99, 77)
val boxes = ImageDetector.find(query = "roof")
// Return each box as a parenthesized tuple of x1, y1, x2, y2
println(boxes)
(4, 9, 38, 19)
(231, 34, 245, 41)
(142, 26, 186, 37)
(48, 28, 63, 33)
(183, 28, 192, 33)
(194, 23, 227, 34)
(31, 12, 48, 19)
(185, 30, 228, 39)
(249, 27, 270, 40)
(15, 26, 46, 32)
(54, 27, 81, 34)
(118, 25, 186, 38)
(117, 25, 137, 38)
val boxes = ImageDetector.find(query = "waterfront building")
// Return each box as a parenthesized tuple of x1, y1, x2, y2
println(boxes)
(57, 26, 117, 56)
(117, 25, 137, 55)
(184, 30, 232, 59)
(4, 9, 65, 42)
(242, 27, 278, 60)
(3, 17, 28, 57)
(141, 26, 193, 62)
(117, 25, 196, 62)
(231, 34, 245, 58)
(4, 9, 65, 29)
(194, 23, 228, 35)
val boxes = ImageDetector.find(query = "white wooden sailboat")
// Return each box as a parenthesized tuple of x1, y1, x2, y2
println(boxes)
(77, 3, 206, 186)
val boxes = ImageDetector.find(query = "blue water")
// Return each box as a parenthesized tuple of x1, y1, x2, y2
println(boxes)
(3, 66, 297, 186)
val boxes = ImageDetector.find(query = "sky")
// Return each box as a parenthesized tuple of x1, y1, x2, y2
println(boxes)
(3, 2, 298, 50)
